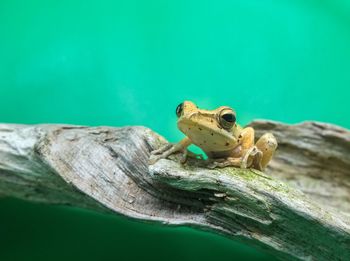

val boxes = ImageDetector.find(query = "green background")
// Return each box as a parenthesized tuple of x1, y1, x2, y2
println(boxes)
(1, 0, 349, 260)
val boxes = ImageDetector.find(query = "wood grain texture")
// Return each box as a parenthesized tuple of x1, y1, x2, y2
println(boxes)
(0, 121, 349, 260)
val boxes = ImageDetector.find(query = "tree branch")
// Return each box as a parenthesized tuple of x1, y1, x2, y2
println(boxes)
(0, 121, 349, 260)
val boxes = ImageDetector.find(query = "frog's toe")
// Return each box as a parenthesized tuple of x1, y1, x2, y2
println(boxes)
(148, 157, 157, 165)
(179, 150, 188, 164)
(149, 155, 160, 165)
(149, 153, 171, 165)
(240, 161, 247, 169)
(252, 150, 263, 170)
(206, 158, 226, 168)
(206, 162, 218, 169)
(151, 143, 173, 155)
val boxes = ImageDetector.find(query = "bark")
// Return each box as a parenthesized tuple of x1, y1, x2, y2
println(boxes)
(0, 120, 349, 260)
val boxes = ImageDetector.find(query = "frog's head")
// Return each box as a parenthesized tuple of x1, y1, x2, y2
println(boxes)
(175, 101, 238, 153)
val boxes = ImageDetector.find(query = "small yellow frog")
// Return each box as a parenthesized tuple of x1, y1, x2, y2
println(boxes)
(150, 101, 277, 171)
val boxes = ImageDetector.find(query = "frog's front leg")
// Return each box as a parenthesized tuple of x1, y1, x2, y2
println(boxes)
(149, 137, 192, 164)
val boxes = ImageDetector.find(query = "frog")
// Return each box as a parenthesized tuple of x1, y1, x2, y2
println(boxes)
(150, 101, 277, 171)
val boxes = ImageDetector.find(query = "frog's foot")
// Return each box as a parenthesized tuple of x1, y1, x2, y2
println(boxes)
(241, 146, 263, 169)
(149, 137, 192, 165)
(206, 157, 242, 169)
(150, 146, 203, 165)
(149, 143, 183, 165)
(253, 133, 278, 171)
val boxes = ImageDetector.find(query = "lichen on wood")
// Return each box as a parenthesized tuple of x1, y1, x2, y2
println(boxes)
(0, 120, 349, 260)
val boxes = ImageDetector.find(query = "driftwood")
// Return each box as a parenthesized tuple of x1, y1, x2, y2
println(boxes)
(0, 120, 349, 260)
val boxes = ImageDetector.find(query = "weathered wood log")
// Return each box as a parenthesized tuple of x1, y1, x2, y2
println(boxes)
(0, 120, 349, 260)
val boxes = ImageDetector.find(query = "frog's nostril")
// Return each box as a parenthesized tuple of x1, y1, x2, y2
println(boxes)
(187, 112, 197, 119)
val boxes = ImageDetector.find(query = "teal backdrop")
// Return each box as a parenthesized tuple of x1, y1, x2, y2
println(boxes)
(1, 0, 350, 260)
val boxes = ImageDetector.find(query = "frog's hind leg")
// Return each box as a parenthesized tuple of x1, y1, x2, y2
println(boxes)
(238, 127, 258, 169)
(238, 127, 255, 151)
(253, 133, 278, 170)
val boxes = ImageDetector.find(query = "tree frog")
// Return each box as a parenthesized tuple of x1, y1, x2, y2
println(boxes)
(150, 101, 277, 171)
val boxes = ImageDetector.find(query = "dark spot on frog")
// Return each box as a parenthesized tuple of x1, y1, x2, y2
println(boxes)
(211, 133, 214, 136)
(199, 127, 202, 131)
(225, 142, 230, 146)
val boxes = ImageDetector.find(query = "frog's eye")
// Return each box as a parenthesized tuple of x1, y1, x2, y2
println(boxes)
(218, 109, 236, 130)
(176, 102, 184, 117)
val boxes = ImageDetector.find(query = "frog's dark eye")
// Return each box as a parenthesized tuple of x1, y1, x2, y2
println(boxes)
(222, 113, 235, 122)
(176, 102, 184, 117)
(218, 108, 236, 130)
